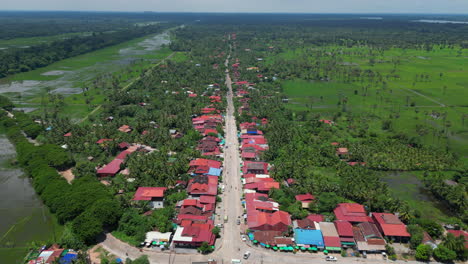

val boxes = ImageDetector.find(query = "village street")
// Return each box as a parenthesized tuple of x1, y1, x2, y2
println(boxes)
(96, 51, 435, 264)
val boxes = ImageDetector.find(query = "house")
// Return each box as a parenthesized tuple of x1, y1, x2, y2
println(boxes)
(247, 210, 291, 232)
(334, 203, 372, 223)
(334, 220, 355, 247)
(295, 193, 315, 208)
(319, 222, 342, 251)
(63, 132, 72, 137)
(96, 138, 113, 144)
(243, 161, 269, 174)
(133, 187, 167, 209)
(172, 224, 216, 248)
(97, 159, 124, 177)
(372, 213, 410, 241)
(319, 119, 334, 125)
(354, 222, 386, 252)
(252, 230, 294, 246)
(293, 218, 320, 230)
(294, 229, 325, 249)
(245, 192, 279, 214)
(187, 175, 218, 196)
(447, 230, 468, 249)
(336, 147, 349, 157)
(118, 125, 132, 133)
(189, 158, 222, 171)
(244, 181, 279, 193)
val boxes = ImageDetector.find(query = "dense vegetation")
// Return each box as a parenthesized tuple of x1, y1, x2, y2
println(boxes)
(0, 24, 172, 77)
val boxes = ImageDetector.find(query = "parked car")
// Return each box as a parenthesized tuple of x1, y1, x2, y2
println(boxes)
(325, 256, 337, 262)
(236, 219, 241, 225)
(241, 234, 247, 242)
(243, 251, 251, 259)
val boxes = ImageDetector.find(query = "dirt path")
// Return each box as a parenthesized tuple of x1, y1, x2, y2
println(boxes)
(78, 52, 175, 124)
(400, 86, 446, 107)
(58, 169, 75, 184)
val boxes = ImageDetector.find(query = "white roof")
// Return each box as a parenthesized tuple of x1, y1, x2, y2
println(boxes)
(145, 231, 172, 243)
(172, 226, 192, 242)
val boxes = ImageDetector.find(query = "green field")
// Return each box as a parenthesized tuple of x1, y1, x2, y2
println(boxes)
(280, 46, 468, 157)
(1, 31, 176, 122)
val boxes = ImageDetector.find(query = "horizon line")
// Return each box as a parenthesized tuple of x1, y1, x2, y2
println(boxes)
(0, 10, 468, 15)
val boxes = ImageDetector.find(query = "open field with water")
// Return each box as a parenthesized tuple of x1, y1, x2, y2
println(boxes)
(0, 29, 182, 122)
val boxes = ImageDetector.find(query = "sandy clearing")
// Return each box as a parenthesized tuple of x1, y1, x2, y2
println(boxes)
(59, 169, 75, 184)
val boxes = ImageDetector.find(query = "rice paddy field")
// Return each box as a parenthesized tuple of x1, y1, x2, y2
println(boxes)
(279, 46, 468, 158)
(0, 29, 185, 122)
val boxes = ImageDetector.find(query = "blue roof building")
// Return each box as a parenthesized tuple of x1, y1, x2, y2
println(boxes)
(294, 229, 325, 248)
(207, 167, 222, 177)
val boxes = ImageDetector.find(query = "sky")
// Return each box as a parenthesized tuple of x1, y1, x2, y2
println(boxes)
(2, 0, 468, 14)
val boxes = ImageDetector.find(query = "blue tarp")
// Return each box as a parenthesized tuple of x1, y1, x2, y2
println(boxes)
(208, 167, 222, 177)
(59, 253, 78, 264)
(248, 233, 254, 240)
(294, 229, 325, 248)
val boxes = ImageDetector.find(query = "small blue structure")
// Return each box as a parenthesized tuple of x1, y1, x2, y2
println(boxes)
(207, 167, 222, 177)
(59, 253, 78, 264)
(294, 229, 325, 249)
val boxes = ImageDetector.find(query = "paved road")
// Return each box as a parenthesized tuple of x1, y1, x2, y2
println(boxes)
(97, 46, 435, 264)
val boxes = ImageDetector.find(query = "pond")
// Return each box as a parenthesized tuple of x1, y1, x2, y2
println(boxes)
(381, 171, 453, 220)
(0, 135, 62, 264)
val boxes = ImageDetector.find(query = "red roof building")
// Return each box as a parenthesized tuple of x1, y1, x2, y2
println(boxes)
(96, 138, 113, 144)
(295, 193, 315, 208)
(247, 210, 292, 232)
(447, 230, 468, 249)
(372, 213, 411, 238)
(97, 159, 123, 177)
(334, 220, 355, 245)
(243, 161, 269, 174)
(187, 175, 218, 196)
(307, 214, 325, 222)
(334, 203, 373, 223)
(133, 187, 166, 200)
(63, 132, 72, 137)
(189, 158, 222, 170)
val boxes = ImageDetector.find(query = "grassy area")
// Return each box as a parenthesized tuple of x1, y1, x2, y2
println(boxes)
(279, 45, 468, 157)
(111, 231, 140, 247)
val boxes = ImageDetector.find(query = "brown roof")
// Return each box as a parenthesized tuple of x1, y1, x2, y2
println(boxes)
(179, 206, 203, 216)
(358, 222, 383, 239)
(296, 218, 317, 229)
(253, 230, 283, 245)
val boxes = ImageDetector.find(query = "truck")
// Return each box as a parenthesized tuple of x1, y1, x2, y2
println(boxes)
(224, 215, 228, 223)
(231, 259, 242, 264)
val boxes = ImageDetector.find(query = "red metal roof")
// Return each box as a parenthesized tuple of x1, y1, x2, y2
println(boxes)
(199, 195, 216, 204)
(247, 210, 291, 232)
(189, 158, 221, 169)
(372, 213, 410, 237)
(295, 193, 315, 202)
(133, 187, 167, 200)
(97, 159, 123, 175)
(334, 203, 372, 223)
(324, 236, 342, 248)
(96, 138, 113, 144)
(447, 230, 468, 248)
(307, 214, 325, 222)
(334, 220, 354, 237)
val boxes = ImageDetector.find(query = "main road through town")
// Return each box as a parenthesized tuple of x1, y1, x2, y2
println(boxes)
(97, 50, 434, 264)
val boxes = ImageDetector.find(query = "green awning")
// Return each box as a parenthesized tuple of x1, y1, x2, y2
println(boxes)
(300, 247, 306, 250)
(326, 247, 342, 251)
(265, 245, 271, 248)
(323, 250, 329, 254)
(151, 241, 157, 245)
(211, 246, 215, 249)
(311, 247, 318, 251)
(341, 242, 355, 245)
(273, 247, 278, 250)
(294, 246, 299, 249)
(287, 247, 294, 251)
(253, 240, 258, 244)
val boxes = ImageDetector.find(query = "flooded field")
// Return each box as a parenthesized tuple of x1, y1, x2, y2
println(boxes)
(0, 30, 173, 101)
(381, 171, 453, 220)
(0, 135, 62, 264)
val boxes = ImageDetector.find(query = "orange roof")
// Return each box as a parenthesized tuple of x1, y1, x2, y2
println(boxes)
(133, 187, 167, 200)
